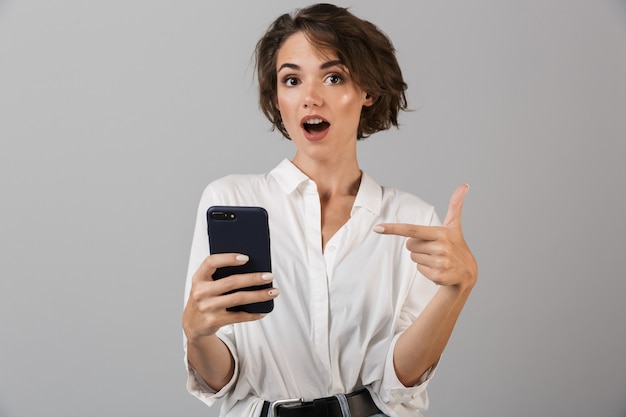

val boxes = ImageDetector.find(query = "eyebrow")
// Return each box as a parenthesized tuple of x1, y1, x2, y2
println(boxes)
(277, 60, 346, 73)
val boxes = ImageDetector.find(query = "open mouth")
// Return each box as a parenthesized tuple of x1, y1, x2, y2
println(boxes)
(302, 118, 330, 133)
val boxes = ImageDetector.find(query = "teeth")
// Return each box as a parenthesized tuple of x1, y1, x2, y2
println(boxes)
(304, 118, 324, 125)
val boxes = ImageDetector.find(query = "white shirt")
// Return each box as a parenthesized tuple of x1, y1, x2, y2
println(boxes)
(183, 159, 440, 417)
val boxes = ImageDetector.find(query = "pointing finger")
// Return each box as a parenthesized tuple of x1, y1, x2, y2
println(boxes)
(373, 223, 440, 240)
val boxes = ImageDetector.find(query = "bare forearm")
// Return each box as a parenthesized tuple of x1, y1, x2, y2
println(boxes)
(186, 334, 235, 391)
(183, 254, 280, 392)
(394, 283, 473, 386)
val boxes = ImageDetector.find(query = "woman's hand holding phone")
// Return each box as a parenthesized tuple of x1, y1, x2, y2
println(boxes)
(183, 253, 279, 341)
(182, 206, 276, 391)
(183, 253, 278, 391)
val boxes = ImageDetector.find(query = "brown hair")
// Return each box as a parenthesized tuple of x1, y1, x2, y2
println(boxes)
(255, 3, 408, 140)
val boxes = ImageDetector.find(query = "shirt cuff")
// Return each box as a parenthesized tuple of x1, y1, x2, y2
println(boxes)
(184, 334, 239, 407)
(378, 333, 439, 408)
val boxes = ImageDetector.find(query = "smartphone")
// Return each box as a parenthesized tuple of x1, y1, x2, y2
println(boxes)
(206, 206, 273, 313)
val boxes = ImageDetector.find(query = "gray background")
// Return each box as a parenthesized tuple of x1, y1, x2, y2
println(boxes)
(1, 0, 625, 416)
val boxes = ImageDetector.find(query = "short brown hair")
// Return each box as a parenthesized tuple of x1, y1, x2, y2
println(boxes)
(255, 3, 408, 140)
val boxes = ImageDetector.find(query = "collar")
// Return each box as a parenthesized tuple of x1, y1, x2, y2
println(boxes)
(270, 159, 312, 194)
(270, 159, 382, 217)
(352, 170, 381, 217)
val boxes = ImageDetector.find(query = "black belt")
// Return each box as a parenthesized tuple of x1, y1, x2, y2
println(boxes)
(260, 388, 380, 417)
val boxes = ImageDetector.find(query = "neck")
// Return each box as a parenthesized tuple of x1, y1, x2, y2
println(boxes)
(291, 153, 361, 198)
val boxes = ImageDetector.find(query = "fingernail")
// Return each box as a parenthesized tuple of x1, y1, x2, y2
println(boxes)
(268, 288, 280, 297)
(261, 272, 274, 281)
(373, 225, 385, 233)
(236, 254, 249, 262)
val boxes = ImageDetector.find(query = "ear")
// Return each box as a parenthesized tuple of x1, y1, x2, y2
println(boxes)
(363, 93, 375, 107)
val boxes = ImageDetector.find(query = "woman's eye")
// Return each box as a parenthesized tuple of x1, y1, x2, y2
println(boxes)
(326, 74, 343, 84)
(283, 77, 299, 86)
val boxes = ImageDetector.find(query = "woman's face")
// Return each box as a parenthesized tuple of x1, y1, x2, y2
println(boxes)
(275, 32, 373, 164)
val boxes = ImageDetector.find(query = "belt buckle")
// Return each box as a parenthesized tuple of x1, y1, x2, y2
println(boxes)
(270, 397, 303, 417)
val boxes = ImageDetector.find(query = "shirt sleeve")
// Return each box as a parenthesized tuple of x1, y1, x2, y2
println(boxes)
(182, 185, 240, 406)
(183, 331, 240, 407)
(373, 206, 442, 413)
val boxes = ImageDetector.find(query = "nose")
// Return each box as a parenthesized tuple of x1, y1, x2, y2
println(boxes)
(303, 82, 323, 108)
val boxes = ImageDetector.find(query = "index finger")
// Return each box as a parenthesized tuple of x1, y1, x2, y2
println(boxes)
(373, 223, 440, 240)
(192, 253, 250, 284)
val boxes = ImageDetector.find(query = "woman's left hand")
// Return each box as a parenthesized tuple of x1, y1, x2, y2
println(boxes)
(374, 184, 478, 289)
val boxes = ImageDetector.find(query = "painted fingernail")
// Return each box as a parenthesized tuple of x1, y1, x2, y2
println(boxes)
(268, 288, 280, 297)
(236, 254, 249, 262)
(373, 225, 385, 233)
(261, 273, 274, 281)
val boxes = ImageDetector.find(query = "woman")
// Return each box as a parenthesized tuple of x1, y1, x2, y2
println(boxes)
(182, 4, 477, 417)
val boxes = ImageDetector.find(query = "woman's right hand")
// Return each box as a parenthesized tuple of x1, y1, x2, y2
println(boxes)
(182, 253, 279, 342)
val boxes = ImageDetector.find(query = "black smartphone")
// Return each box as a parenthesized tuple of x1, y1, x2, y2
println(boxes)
(207, 206, 273, 313)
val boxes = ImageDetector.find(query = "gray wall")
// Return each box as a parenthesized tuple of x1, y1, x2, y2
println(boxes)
(1, 1, 625, 416)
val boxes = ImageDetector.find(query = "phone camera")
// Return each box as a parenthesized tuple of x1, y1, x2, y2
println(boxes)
(211, 211, 236, 221)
